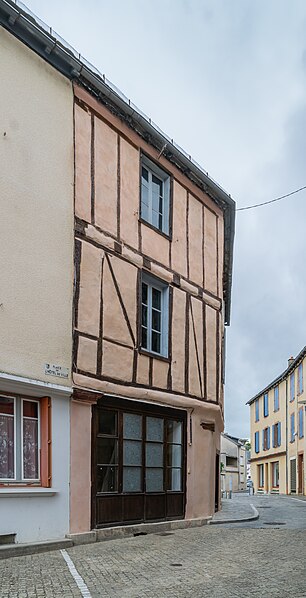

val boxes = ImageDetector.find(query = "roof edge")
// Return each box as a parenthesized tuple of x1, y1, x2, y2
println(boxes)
(246, 345, 306, 406)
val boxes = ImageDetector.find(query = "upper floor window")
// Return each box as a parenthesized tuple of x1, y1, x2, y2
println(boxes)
(272, 422, 281, 448)
(290, 372, 295, 402)
(298, 363, 303, 395)
(0, 396, 40, 482)
(263, 393, 269, 417)
(141, 274, 169, 357)
(290, 413, 295, 443)
(262, 427, 270, 451)
(255, 399, 259, 422)
(254, 431, 259, 454)
(141, 156, 170, 235)
(274, 386, 279, 411)
(298, 407, 304, 439)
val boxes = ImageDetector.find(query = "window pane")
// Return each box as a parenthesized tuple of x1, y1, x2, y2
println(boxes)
(142, 305, 148, 327)
(166, 420, 182, 444)
(152, 309, 161, 332)
(146, 468, 163, 492)
(123, 440, 142, 466)
(0, 397, 14, 416)
(141, 166, 149, 182)
(151, 331, 161, 353)
(167, 468, 182, 491)
(152, 209, 159, 229)
(158, 214, 163, 230)
(97, 438, 118, 465)
(141, 326, 148, 349)
(123, 467, 142, 492)
(0, 413, 14, 479)
(167, 444, 181, 467)
(152, 288, 161, 309)
(98, 410, 117, 436)
(97, 465, 118, 493)
(23, 417, 39, 479)
(123, 413, 142, 439)
(146, 417, 163, 441)
(142, 283, 148, 305)
(146, 442, 163, 467)
(23, 401, 38, 419)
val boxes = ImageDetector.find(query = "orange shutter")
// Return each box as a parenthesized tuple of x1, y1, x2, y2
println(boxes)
(40, 397, 52, 487)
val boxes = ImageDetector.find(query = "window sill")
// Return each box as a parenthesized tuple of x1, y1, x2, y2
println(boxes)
(0, 487, 57, 498)
(139, 218, 172, 241)
(139, 347, 170, 363)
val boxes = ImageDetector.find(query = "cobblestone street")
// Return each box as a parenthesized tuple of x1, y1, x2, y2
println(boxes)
(1, 495, 306, 598)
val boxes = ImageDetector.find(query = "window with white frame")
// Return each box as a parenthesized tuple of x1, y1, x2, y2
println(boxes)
(0, 396, 40, 482)
(258, 463, 264, 487)
(141, 274, 169, 357)
(141, 156, 170, 235)
(272, 461, 279, 487)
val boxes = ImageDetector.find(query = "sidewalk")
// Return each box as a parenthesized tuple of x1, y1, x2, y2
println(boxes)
(210, 492, 259, 524)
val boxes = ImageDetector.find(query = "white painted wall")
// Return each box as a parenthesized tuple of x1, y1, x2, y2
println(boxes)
(0, 394, 70, 543)
(0, 27, 74, 386)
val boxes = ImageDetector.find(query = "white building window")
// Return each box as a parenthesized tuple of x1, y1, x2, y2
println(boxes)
(272, 461, 279, 487)
(141, 156, 170, 235)
(141, 274, 169, 357)
(0, 396, 40, 482)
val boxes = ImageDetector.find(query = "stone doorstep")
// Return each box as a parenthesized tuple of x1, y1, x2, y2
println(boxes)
(0, 517, 211, 560)
(67, 516, 212, 546)
(0, 538, 73, 560)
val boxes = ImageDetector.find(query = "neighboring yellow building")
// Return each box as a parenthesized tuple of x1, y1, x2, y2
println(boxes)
(248, 348, 306, 495)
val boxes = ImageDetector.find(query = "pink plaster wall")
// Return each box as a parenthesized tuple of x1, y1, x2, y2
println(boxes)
(94, 117, 118, 236)
(206, 305, 217, 402)
(74, 105, 91, 223)
(171, 288, 186, 393)
(120, 138, 139, 248)
(171, 181, 187, 277)
(70, 400, 92, 533)
(188, 194, 203, 287)
(204, 208, 217, 296)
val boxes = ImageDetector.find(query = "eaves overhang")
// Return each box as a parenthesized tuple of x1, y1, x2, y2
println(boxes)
(246, 345, 306, 406)
(0, 0, 235, 324)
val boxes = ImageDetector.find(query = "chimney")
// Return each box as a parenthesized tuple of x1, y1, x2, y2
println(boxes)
(288, 356, 294, 367)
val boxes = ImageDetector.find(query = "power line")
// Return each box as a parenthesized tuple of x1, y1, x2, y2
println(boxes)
(236, 185, 306, 211)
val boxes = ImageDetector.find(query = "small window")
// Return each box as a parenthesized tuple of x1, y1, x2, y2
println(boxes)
(254, 431, 259, 454)
(263, 393, 269, 417)
(272, 461, 279, 487)
(274, 386, 279, 411)
(290, 413, 295, 443)
(0, 396, 40, 482)
(290, 372, 295, 402)
(298, 408, 304, 439)
(141, 274, 169, 357)
(298, 364, 303, 395)
(255, 399, 259, 422)
(258, 463, 264, 487)
(141, 156, 170, 235)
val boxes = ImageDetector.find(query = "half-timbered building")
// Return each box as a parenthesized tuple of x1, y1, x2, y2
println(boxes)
(71, 85, 235, 531)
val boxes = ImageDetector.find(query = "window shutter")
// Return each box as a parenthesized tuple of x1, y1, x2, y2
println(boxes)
(278, 422, 281, 446)
(272, 424, 275, 448)
(40, 397, 52, 487)
(262, 429, 265, 450)
(267, 427, 270, 450)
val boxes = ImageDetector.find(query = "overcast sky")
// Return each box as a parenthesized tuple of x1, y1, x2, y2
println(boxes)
(23, 0, 306, 438)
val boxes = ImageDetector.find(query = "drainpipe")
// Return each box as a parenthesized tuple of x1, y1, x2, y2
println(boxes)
(286, 377, 288, 494)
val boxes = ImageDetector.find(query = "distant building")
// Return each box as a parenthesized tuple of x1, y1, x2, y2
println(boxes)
(221, 434, 248, 492)
(248, 349, 306, 495)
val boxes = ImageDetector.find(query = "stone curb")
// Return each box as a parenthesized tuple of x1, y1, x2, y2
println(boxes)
(0, 538, 73, 560)
(209, 504, 259, 525)
(0, 517, 212, 559)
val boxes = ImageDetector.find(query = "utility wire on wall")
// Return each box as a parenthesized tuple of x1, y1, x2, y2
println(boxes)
(236, 185, 306, 212)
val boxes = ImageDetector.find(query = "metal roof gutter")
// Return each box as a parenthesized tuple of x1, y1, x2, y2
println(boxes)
(246, 345, 306, 405)
(0, 0, 235, 324)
